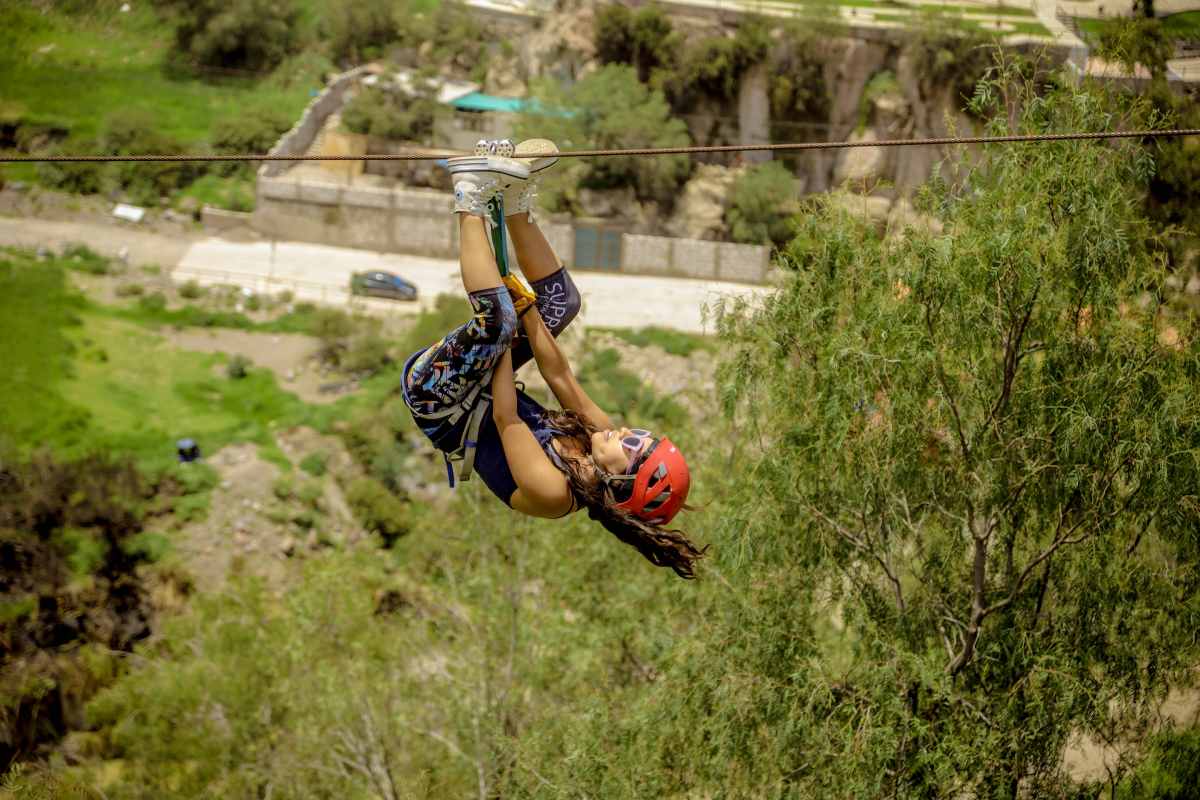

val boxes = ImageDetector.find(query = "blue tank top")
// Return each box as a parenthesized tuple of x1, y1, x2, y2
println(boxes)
(401, 351, 568, 507)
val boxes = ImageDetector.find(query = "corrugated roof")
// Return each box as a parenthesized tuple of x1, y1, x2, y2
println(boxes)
(450, 92, 526, 113)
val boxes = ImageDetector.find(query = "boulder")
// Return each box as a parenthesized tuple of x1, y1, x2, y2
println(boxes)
(887, 198, 944, 236)
(835, 129, 887, 186)
(826, 190, 892, 229)
(666, 164, 740, 241)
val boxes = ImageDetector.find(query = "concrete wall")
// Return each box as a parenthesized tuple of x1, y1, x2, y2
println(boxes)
(255, 179, 458, 257)
(253, 177, 771, 283)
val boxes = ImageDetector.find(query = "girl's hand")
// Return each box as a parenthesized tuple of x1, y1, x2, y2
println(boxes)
(503, 274, 537, 318)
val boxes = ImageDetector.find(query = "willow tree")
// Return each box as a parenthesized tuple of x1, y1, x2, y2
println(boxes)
(697, 67, 1200, 795)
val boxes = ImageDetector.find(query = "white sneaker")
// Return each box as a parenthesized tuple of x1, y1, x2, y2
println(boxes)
(446, 155, 529, 217)
(504, 139, 560, 220)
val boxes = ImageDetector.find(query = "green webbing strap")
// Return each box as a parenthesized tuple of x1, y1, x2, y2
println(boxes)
(488, 196, 509, 278)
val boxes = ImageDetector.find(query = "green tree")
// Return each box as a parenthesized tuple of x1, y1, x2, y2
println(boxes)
(320, 0, 401, 66)
(726, 161, 799, 248)
(707, 71, 1200, 795)
(504, 68, 1200, 798)
(594, 4, 679, 83)
(155, 0, 302, 73)
(517, 64, 691, 209)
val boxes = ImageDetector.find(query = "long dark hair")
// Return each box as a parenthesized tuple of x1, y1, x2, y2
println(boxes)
(542, 409, 706, 580)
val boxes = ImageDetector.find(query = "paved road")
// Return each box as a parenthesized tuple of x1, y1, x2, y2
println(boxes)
(174, 237, 771, 335)
(0, 215, 771, 335)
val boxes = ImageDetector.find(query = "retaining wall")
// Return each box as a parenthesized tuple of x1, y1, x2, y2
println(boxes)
(253, 178, 770, 283)
(259, 65, 374, 180)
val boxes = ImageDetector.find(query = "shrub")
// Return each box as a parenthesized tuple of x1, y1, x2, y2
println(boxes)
(138, 292, 167, 312)
(100, 109, 206, 205)
(60, 243, 110, 275)
(296, 480, 324, 510)
(209, 109, 294, 177)
(345, 476, 408, 546)
(115, 283, 145, 297)
(341, 81, 439, 143)
(518, 64, 691, 208)
(341, 333, 392, 376)
(299, 451, 329, 477)
(726, 161, 799, 248)
(272, 476, 294, 501)
(320, 0, 400, 65)
(34, 138, 107, 195)
(594, 4, 678, 82)
(225, 354, 251, 379)
(156, 0, 302, 73)
(178, 280, 205, 299)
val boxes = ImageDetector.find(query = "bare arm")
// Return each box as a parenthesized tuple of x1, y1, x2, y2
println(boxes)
(491, 349, 574, 518)
(519, 310, 614, 431)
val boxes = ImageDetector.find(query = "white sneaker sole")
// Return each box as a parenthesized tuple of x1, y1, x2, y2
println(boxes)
(514, 138, 559, 174)
(446, 155, 529, 181)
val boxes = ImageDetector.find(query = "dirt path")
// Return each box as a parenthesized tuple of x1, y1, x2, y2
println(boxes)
(163, 328, 345, 405)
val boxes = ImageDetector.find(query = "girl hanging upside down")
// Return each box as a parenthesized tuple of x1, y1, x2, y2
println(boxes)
(399, 139, 706, 579)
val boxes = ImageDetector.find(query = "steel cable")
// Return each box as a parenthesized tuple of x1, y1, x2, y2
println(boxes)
(2, 129, 1199, 163)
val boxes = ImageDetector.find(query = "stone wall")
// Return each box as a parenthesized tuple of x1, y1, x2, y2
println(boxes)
(254, 179, 458, 257)
(259, 65, 374, 180)
(252, 178, 770, 283)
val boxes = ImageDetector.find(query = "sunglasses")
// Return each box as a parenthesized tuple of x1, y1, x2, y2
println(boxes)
(620, 429, 653, 466)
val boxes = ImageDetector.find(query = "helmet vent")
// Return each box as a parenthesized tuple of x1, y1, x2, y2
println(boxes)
(643, 487, 672, 513)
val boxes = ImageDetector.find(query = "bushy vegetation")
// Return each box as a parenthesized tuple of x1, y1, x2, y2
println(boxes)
(517, 64, 691, 210)
(153, 0, 303, 73)
(726, 161, 800, 248)
(341, 80, 440, 144)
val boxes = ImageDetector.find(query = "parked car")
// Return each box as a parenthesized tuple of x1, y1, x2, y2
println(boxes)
(350, 271, 418, 301)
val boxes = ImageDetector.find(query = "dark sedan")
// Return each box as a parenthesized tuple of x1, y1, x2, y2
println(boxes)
(350, 271, 418, 301)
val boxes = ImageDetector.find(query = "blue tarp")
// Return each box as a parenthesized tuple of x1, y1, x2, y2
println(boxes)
(450, 92, 527, 113)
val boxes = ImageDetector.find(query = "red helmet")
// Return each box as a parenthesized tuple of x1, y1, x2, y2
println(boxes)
(612, 437, 690, 525)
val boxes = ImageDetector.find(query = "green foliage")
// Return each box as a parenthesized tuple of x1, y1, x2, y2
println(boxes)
(1093, 16, 1176, 77)
(114, 283, 144, 297)
(518, 64, 691, 208)
(345, 476, 408, 545)
(99, 108, 209, 206)
(155, 0, 302, 73)
(594, 3, 679, 82)
(209, 107, 294, 177)
(693, 71, 1200, 795)
(659, 17, 771, 108)
(341, 80, 440, 143)
(178, 280, 205, 299)
(60, 243, 111, 275)
(576, 347, 687, 430)
(594, 326, 716, 357)
(768, 25, 830, 124)
(299, 451, 329, 477)
(319, 0, 401, 65)
(0, 252, 92, 452)
(1093, 22, 1200, 261)
(907, 16, 995, 110)
(1118, 726, 1200, 799)
(726, 161, 799, 248)
(137, 292, 167, 313)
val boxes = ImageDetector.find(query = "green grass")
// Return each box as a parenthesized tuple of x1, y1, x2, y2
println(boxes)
(0, 249, 93, 451)
(1079, 12, 1200, 43)
(1161, 10, 1200, 40)
(0, 3, 319, 196)
(592, 326, 717, 358)
(0, 248, 326, 473)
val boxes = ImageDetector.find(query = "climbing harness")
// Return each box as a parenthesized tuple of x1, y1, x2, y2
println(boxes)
(416, 151, 515, 488)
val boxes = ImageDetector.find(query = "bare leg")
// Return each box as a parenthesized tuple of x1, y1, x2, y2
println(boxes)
(507, 214, 563, 283)
(458, 213, 504, 293)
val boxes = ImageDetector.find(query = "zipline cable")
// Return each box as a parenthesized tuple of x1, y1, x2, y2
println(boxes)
(2, 129, 1199, 163)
